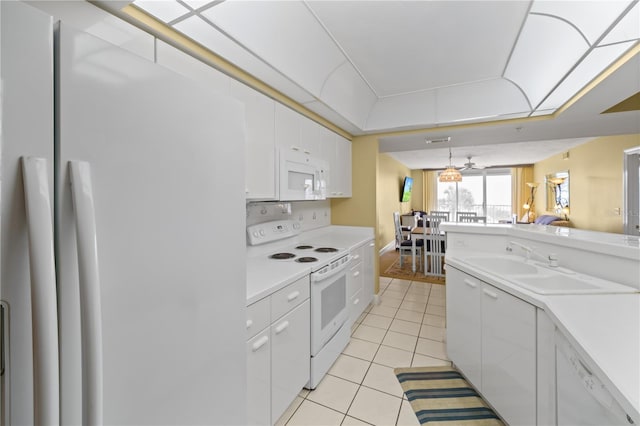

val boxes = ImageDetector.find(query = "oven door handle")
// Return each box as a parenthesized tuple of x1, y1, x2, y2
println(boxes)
(310, 256, 352, 283)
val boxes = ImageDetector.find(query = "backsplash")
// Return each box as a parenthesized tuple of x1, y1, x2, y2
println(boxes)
(246, 200, 331, 232)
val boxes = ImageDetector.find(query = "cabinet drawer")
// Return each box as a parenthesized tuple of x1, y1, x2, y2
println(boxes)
(348, 263, 364, 299)
(271, 275, 310, 321)
(350, 245, 365, 265)
(349, 288, 365, 326)
(246, 297, 270, 340)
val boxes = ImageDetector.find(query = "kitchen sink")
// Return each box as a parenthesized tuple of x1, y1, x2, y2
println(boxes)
(461, 255, 637, 295)
(509, 274, 635, 295)
(464, 255, 539, 275)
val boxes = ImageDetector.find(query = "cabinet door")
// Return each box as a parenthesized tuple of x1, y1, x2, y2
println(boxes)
(275, 102, 301, 153)
(299, 116, 321, 156)
(445, 268, 482, 388)
(348, 261, 364, 326)
(363, 240, 375, 308)
(247, 330, 270, 425)
(231, 80, 276, 200)
(271, 300, 310, 424)
(481, 283, 536, 426)
(334, 135, 352, 197)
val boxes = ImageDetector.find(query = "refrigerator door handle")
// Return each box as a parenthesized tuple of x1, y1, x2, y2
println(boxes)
(21, 157, 60, 425)
(69, 161, 103, 426)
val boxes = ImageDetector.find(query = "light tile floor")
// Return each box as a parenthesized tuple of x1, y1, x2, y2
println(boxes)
(277, 277, 450, 426)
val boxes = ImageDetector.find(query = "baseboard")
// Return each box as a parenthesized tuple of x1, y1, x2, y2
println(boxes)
(379, 241, 396, 255)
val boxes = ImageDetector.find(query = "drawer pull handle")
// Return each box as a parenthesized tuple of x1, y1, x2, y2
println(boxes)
(246, 319, 253, 329)
(287, 291, 300, 302)
(353, 298, 360, 305)
(291, 146, 300, 151)
(369, 243, 374, 247)
(252, 336, 269, 352)
(464, 279, 477, 288)
(483, 289, 498, 299)
(353, 271, 360, 277)
(353, 254, 360, 260)
(274, 321, 289, 334)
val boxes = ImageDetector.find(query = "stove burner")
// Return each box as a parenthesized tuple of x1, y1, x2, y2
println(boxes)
(315, 247, 338, 253)
(296, 245, 314, 250)
(270, 253, 296, 260)
(296, 257, 318, 263)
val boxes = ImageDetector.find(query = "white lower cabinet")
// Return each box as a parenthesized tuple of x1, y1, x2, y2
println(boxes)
(271, 300, 310, 424)
(481, 283, 536, 426)
(347, 240, 375, 325)
(247, 330, 270, 425)
(246, 276, 310, 426)
(447, 266, 536, 426)
(446, 268, 482, 387)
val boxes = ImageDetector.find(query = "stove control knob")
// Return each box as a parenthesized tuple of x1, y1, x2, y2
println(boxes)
(259, 229, 266, 236)
(252, 231, 259, 238)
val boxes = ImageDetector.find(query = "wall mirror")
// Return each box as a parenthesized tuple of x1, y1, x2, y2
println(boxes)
(546, 171, 569, 213)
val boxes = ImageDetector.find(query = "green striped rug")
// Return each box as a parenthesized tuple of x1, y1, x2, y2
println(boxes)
(394, 366, 505, 425)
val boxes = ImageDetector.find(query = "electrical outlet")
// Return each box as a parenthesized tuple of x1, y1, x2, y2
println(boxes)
(312, 212, 317, 220)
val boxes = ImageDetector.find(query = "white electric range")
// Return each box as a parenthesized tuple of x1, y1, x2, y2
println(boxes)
(246, 219, 352, 389)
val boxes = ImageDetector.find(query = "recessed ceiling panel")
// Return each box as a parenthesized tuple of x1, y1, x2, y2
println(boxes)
(538, 41, 636, 111)
(600, 2, 640, 45)
(437, 78, 531, 124)
(505, 14, 589, 109)
(320, 62, 378, 128)
(201, 1, 346, 97)
(365, 90, 437, 131)
(307, 0, 529, 97)
(134, 0, 190, 22)
(530, 0, 632, 45)
(174, 16, 316, 104)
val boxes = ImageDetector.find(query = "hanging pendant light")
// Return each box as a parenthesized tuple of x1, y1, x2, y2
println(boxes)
(439, 147, 462, 182)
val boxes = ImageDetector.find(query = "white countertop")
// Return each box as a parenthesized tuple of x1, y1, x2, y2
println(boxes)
(545, 293, 640, 422)
(441, 222, 640, 260)
(246, 225, 374, 305)
(446, 254, 640, 423)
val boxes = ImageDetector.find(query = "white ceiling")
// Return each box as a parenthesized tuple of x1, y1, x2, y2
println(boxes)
(130, 0, 640, 169)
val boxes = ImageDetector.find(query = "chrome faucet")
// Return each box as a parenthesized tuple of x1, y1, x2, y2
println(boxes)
(507, 241, 559, 267)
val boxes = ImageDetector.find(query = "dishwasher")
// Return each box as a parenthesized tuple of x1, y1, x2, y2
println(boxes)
(555, 330, 635, 425)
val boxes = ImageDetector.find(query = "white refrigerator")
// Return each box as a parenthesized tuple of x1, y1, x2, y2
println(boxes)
(1, 2, 247, 425)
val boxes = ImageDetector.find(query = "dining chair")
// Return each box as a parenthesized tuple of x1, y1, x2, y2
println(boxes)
(456, 211, 477, 222)
(459, 215, 487, 223)
(429, 210, 450, 222)
(393, 212, 423, 270)
(422, 214, 446, 278)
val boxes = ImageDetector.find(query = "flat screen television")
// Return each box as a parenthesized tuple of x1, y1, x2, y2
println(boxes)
(400, 176, 413, 202)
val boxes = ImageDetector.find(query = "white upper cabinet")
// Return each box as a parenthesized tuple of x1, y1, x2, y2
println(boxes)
(275, 102, 303, 154)
(327, 132, 352, 198)
(231, 80, 277, 200)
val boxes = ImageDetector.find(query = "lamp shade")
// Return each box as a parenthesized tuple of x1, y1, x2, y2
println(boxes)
(439, 166, 462, 182)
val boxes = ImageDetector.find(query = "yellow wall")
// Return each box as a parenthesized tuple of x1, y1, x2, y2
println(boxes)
(411, 169, 425, 212)
(377, 154, 413, 249)
(534, 133, 640, 233)
(331, 135, 380, 292)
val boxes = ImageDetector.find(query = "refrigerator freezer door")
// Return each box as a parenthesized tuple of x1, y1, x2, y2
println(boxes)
(0, 2, 54, 425)
(55, 24, 247, 425)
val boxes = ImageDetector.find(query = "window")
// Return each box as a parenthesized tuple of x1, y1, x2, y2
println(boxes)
(437, 169, 512, 223)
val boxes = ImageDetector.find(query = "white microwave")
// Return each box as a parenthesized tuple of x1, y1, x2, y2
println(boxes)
(279, 150, 329, 201)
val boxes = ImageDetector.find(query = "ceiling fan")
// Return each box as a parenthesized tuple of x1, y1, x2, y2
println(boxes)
(459, 156, 485, 171)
